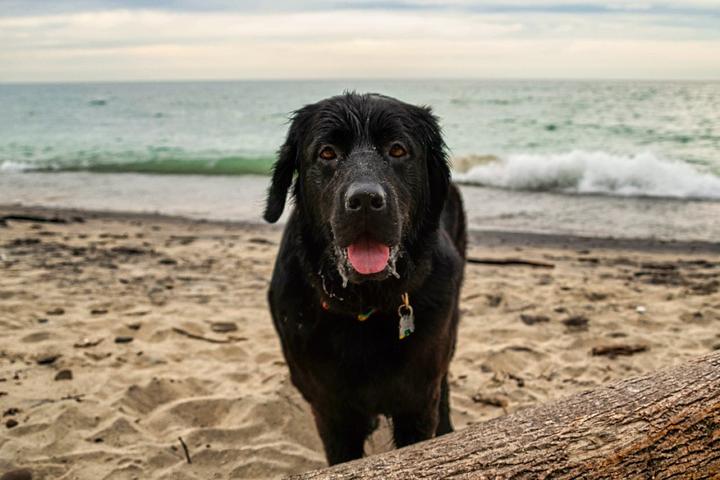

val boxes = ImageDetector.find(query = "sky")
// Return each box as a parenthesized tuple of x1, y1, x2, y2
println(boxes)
(1, 1, 719, 82)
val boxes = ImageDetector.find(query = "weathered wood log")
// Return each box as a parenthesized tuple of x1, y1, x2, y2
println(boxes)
(0, 214, 69, 224)
(467, 257, 555, 269)
(291, 352, 720, 479)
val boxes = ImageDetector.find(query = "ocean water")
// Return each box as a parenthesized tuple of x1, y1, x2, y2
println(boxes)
(1, 80, 719, 240)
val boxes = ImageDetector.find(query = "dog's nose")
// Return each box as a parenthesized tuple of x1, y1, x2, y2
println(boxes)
(345, 182, 387, 213)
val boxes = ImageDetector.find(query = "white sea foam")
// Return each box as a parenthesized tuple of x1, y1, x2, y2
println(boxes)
(453, 151, 720, 200)
(0, 161, 35, 172)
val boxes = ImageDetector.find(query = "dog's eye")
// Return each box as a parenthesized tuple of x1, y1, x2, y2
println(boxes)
(318, 146, 337, 161)
(388, 143, 407, 158)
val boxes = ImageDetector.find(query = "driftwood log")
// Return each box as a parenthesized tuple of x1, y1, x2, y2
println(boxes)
(466, 257, 555, 269)
(291, 352, 720, 479)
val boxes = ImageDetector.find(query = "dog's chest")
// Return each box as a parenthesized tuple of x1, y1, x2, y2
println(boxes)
(288, 309, 443, 402)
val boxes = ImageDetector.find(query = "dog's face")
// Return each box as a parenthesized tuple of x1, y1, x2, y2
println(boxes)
(264, 93, 449, 285)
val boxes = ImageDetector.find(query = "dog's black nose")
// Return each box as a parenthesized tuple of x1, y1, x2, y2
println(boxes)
(345, 182, 387, 213)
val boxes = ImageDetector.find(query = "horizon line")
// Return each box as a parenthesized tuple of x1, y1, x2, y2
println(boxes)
(2, 76, 719, 86)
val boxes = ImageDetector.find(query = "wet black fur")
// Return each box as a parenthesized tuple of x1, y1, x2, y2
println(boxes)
(264, 92, 466, 465)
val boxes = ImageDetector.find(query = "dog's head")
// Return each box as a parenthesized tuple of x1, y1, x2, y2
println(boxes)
(264, 92, 449, 285)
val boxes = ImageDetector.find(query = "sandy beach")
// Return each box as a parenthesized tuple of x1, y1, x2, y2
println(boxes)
(1, 205, 719, 480)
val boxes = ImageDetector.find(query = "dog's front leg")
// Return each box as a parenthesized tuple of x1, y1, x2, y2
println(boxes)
(311, 404, 375, 465)
(391, 386, 441, 448)
(436, 373, 454, 436)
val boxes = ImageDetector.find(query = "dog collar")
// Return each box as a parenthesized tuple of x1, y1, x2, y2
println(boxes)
(321, 300, 377, 322)
(321, 293, 415, 340)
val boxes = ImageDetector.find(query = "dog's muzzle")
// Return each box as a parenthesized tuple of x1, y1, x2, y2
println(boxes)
(331, 180, 401, 283)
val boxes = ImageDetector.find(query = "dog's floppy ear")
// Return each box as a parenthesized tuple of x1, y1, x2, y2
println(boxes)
(263, 106, 314, 223)
(416, 106, 450, 224)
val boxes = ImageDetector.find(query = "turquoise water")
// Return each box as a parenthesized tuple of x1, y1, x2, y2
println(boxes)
(1, 80, 720, 198)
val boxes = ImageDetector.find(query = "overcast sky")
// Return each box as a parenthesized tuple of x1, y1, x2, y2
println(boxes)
(1, 1, 719, 82)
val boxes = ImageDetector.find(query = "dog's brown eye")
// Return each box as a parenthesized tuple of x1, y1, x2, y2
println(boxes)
(319, 146, 337, 161)
(388, 143, 407, 158)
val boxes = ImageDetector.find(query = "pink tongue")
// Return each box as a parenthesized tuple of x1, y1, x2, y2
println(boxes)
(347, 238, 390, 275)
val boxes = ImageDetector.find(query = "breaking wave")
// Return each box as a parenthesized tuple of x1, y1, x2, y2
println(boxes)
(3, 147, 720, 200)
(453, 150, 720, 200)
(0, 154, 275, 176)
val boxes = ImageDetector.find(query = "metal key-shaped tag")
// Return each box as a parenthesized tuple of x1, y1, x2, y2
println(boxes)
(398, 297, 415, 340)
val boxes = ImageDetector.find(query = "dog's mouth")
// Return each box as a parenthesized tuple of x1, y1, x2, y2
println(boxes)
(334, 235, 401, 285)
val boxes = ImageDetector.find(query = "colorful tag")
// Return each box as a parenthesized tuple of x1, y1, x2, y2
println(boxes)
(357, 308, 377, 322)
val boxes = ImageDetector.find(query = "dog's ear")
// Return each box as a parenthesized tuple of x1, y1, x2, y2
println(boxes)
(263, 106, 313, 223)
(416, 106, 450, 224)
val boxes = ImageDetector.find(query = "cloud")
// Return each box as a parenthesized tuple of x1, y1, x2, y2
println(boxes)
(0, 4, 718, 81)
(2, 1, 720, 15)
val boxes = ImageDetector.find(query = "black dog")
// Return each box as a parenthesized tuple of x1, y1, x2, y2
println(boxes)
(264, 92, 466, 465)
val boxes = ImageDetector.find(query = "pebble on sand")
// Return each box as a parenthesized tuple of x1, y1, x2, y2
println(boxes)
(563, 315, 590, 331)
(0, 468, 33, 480)
(211, 322, 238, 333)
(54, 369, 73, 381)
(36, 355, 60, 365)
(520, 314, 550, 326)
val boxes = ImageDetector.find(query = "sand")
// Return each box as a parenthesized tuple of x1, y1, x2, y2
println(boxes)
(1, 206, 719, 480)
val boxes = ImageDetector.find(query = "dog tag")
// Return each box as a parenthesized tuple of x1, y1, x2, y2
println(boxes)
(398, 304, 415, 340)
